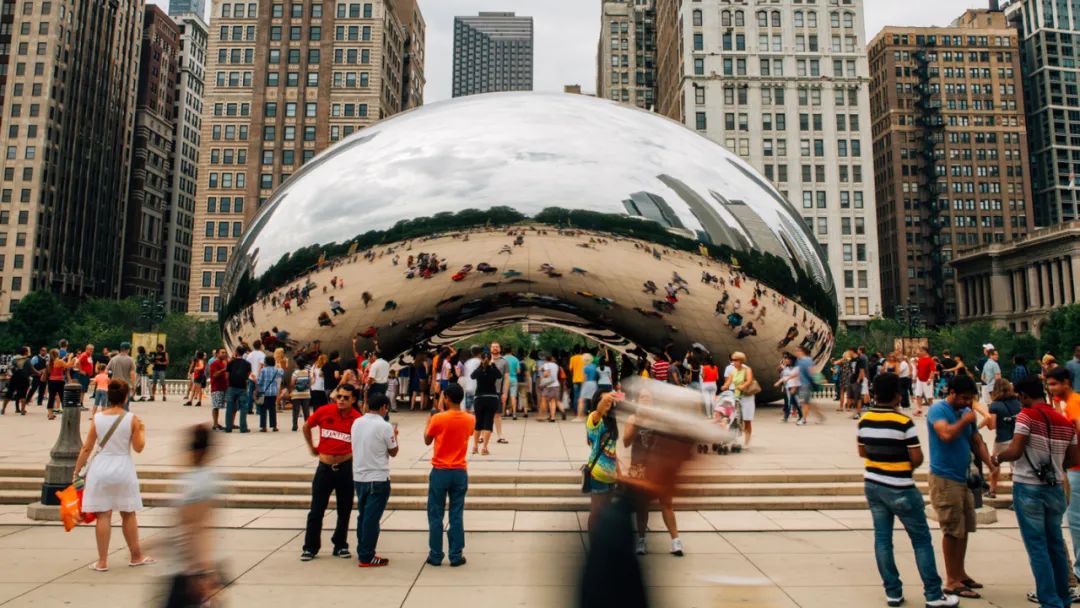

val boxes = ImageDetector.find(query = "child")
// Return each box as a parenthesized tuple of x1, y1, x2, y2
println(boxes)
(91, 363, 110, 416)
(386, 369, 399, 412)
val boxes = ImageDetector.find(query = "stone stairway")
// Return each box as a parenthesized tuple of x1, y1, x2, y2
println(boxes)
(0, 466, 1012, 512)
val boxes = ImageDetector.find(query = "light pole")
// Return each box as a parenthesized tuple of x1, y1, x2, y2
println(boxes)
(26, 382, 84, 520)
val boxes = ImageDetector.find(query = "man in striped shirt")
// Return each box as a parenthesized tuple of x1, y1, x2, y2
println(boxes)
(858, 373, 957, 608)
(994, 376, 1079, 608)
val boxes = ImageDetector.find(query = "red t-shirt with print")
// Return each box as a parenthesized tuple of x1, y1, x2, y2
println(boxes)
(307, 404, 361, 456)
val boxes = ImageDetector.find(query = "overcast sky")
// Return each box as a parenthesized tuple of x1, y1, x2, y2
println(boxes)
(149, 0, 989, 101)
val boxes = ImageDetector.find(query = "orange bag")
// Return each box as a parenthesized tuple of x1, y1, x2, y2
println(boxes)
(56, 485, 81, 532)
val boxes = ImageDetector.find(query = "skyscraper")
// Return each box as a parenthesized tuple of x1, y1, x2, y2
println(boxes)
(869, 9, 1033, 326)
(452, 12, 533, 97)
(597, 0, 657, 110)
(188, 0, 426, 316)
(164, 10, 209, 312)
(168, 0, 207, 19)
(1002, 0, 1080, 226)
(123, 4, 181, 301)
(655, 0, 880, 326)
(0, 0, 143, 317)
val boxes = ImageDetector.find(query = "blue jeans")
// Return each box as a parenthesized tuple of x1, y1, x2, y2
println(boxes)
(258, 394, 278, 429)
(783, 390, 803, 421)
(427, 468, 468, 563)
(1015, 481, 1071, 608)
(354, 480, 391, 563)
(864, 482, 944, 602)
(572, 382, 582, 410)
(1067, 470, 1080, 581)
(225, 387, 248, 432)
(245, 379, 257, 414)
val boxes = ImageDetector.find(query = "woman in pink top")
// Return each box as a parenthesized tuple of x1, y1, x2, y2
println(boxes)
(700, 356, 720, 417)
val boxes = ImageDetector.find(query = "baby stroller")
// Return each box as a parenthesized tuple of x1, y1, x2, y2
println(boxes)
(699, 390, 743, 454)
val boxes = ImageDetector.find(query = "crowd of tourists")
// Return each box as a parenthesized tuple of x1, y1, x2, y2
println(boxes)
(856, 343, 1080, 608)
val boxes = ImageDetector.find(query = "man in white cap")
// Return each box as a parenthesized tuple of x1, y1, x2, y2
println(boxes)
(980, 347, 1001, 406)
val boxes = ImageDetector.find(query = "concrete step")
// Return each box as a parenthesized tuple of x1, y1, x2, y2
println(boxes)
(0, 477, 1018, 499)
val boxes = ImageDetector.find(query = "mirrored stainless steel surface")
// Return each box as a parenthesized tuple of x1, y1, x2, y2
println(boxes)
(221, 93, 836, 397)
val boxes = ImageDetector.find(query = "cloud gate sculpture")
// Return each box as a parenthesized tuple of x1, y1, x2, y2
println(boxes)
(221, 92, 836, 399)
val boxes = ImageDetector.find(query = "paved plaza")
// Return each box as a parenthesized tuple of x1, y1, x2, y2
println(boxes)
(0, 401, 1043, 607)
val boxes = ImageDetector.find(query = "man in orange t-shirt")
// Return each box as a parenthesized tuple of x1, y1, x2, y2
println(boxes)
(1048, 366, 1080, 589)
(424, 384, 475, 567)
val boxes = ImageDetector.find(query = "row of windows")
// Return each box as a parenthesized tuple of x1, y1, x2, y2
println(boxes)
(207, 173, 246, 189)
(262, 149, 316, 165)
(2, 166, 34, 182)
(265, 102, 319, 118)
(262, 126, 318, 141)
(703, 8, 856, 30)
(205, 221, 244, 238)
(206, 197, 245, 214)
(0, 189, 32, 203)
(762, 163, 864, 185)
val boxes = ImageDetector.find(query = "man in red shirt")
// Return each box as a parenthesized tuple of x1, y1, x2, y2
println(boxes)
(425, 384, 475, 566)
(208, 348, 229, 431)
(75, 344, 95, 406)
(301, 383, 361, 561)
(914, 347, 937, 417)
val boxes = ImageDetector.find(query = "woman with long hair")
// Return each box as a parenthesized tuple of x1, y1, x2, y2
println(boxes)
(46, 348, 67, 420)
(984, 378, 1021, 499)
(184, 351, 207, 408)
(310, 354, 328, 407)
(273, 348, 289, 413)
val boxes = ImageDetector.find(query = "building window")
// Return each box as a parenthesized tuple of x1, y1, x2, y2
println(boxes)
(695, 112, 707, 131)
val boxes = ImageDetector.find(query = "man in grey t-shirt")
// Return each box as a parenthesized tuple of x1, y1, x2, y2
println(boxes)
(981, 349, 1002, 405)
(491, 342, 509, 444)
(106, 342, 137, 410)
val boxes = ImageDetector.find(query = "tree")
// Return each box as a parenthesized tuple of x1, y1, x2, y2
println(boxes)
(1040, 304, 1080, 361)
(7, 291, 68, 348)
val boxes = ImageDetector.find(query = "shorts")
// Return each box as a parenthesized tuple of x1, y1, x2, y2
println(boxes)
(93, 389, 108, 407)
(846, 382, 862, 400)
(738, 395, 756, 422)
(914, 380, 935, 400)
(798, 385, 813, 404)
(152, 369, 167, 385)
(861, 378, 869, 396)
(928, 473, 976, 539)
(193, 375, 207, 387)
(580, 381, 597, 402)
(507, 380, 518, 397)
(474, 394, 498, 432)
(211, 391, 226, 409)
(464, 393, 475, 412)
(541, 385, 559, 400)
(438, 379, 448, 391)
(5, 378, 27, 401)
(77, 373, 90, 392)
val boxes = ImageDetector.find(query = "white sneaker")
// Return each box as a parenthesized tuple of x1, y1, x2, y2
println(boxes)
(635, 537, 647, 555)
(926, 595, 959, 607)
(670, 537, 684, 556)
(795, 418, 806, 426)
(886, 596, 904, 607)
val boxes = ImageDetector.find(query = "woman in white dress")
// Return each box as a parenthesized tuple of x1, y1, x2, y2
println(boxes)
(73, 379, 153, 571)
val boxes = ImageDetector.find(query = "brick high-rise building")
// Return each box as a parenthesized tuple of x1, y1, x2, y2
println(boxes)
(452, 12, 533, 98)
(0, 0, 143, 316)
(188, 0, 425, 315)
(1002, 0, 1080, 226)
(597, 0, 657, 110)
(123, 4, 180, 301)
(869, 9, 1033, 325)
(655, 0, 880, 326)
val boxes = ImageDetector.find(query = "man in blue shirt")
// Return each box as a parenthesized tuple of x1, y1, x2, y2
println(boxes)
(1067, 345, 1080, 392)
(795, 346, 823, 425)
(927, 374, 996, 599)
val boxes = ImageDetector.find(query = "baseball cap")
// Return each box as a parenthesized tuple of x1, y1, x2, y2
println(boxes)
(120, 341, 131, 349)
(982, 343, 995, 350)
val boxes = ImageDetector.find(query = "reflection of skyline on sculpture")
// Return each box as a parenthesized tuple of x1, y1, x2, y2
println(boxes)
(221, 93, 837, 397)
(231, 93, 830, 293)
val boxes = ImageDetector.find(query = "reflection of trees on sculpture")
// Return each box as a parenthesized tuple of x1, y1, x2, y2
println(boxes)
(223, 206, 836, 328)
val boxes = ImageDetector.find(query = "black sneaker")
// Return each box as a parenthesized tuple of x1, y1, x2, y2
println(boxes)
(450, 556, 467, 567)
(333, 547, 351, 559)
(300, 551, 315, 562)
(425, 557, 442, 566)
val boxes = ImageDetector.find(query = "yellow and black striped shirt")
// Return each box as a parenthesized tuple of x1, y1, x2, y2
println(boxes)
(857, 408, 919, 488)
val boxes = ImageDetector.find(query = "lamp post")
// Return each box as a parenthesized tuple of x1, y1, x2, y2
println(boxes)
(26, 382, 84, 520)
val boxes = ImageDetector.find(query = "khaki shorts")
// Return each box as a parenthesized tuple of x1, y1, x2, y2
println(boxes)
(929, 473, 976, 538)
(993, 442, 1013, 472)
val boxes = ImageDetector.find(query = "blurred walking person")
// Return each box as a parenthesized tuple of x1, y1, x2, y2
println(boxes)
(162, 425, 222, 608)
(74, 380, 154, 571)
(256, 357, 283, 432)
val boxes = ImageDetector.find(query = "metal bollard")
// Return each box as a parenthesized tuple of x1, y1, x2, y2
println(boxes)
(37, 383, 85, 506)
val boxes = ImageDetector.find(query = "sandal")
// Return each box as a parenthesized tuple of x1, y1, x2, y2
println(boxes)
(943, 586, 980, 599)
(960, 579, 984, 590)
(88, 564, 109, 572)
(497, 438, 508, 444)
(480, 449, 490, 456)
(128, 557, 156, 567)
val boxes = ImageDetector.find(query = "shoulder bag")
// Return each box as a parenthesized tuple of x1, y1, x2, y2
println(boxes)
(580, 426, 612, 494)
(77, 412, 128, 482)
